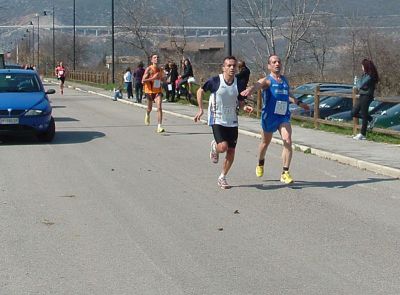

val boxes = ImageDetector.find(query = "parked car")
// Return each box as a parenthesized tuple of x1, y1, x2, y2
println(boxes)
(370, 103, 400, 129)
(388, 124, 400, 131)
(290, 83, 353, 114)
(326, 101, 397, 122)
(0, 69, 56, 142)
(292, 88, 353, 119)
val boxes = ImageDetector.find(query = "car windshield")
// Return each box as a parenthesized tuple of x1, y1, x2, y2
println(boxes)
(0, 73, 41, 93)
(319, 96, 343, 107)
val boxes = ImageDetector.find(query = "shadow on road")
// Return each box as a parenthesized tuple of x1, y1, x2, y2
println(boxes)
(235, 177, 396, 190)
(0, 131, 105, 145)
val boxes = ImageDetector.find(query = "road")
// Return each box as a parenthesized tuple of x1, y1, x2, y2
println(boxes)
(1, 85, 400, 295)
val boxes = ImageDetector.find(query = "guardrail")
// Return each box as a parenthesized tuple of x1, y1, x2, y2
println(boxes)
(254, 85, 400, 137)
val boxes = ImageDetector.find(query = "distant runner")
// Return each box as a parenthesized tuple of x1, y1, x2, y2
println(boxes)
(55, 61, 67, 95)
(142, 54, 165, 133)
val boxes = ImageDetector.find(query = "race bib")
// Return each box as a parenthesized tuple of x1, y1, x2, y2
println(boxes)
(274, 100, 287, 115)
(153, 79, 161, 88)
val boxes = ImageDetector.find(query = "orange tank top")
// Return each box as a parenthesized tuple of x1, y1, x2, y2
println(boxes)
(143, 65, 163, 94)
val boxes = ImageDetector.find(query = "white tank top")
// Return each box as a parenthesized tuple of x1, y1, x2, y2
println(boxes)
(208, 74, 239, 127)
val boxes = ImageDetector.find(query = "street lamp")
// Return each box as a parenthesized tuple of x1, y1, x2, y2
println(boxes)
(73, 0, 76, 70)
(111, 0, 115, 84)
(35, 13, 40, 69)
(29, 21, 35, 65)
(44, 3, 56, 71)
(227, 0, 232, 56)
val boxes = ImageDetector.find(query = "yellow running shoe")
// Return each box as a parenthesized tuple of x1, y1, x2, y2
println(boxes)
(256, 165, 264, 177)
(156, 126, 165, 133)
(280, 171, 294, 184)
(144, 113, 150, 125)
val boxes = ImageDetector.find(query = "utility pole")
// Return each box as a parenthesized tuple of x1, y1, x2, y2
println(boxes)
(111, 0, 115, 84)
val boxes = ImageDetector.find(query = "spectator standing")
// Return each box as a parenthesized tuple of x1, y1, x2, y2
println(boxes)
(241, 54, 310, 184)
(351, 59, 379, 140)
(142, 54, 165, 133)
(236, 60, 251, 88)
(133, 61, 145, 103)
(162, 63, 171, 102)
(123, 67, 133, 99)
(194, 56, 253, 189)
(168, 62, 179, 102)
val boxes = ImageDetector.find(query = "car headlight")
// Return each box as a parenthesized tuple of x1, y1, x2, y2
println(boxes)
(25, 109, 44, 116)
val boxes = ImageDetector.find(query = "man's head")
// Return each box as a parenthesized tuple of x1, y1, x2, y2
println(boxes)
(238, 60, 246, 70)
(267, 54, 281, 74)
(222, 56, 237, 78)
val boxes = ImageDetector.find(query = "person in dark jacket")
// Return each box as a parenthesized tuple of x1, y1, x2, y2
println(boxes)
(235, 60, 250, 88)
(133, 61, 145, 103)
(351, 59, 379, 140)
(168, 62, 179, 102)
(178, 58, 194, 100)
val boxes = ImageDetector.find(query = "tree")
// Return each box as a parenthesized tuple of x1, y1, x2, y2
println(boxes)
(234, 0, 320, 74)
(118, 0, 160, 63)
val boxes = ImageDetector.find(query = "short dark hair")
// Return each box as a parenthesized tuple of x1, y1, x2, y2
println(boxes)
(267, 54, 279, 64)
(223, 56, 237, 63)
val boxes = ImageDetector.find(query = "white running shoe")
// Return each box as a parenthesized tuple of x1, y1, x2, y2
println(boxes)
(353, 133, 366, 140)
(210, 140, 219, 164)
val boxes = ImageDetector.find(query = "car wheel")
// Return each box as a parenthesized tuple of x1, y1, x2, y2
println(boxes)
(37, 117, 55, 142)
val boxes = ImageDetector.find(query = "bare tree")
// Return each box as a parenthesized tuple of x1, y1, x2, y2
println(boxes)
(234, 0, 320, 74)
(118, 0, 160, 63)
(299, 15, 336, 79)
(164, 0, 191, 61)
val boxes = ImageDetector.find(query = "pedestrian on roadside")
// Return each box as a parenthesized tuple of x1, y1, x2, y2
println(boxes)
(133, 61, 145, 103)
(55, 61, 67, 95)
(168, 62, 179, 102)
(162, 63, 171, 102)
(142, 54, 165, 133)
(194, 56, 253, 189)
(351, 58, 379, 140)
(123, 67, 133, 99)
(236, 59, 251, 88)
(241, 54, 310, 184)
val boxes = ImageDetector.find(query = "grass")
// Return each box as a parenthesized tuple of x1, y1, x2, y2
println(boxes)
(291, 118, 400, 144)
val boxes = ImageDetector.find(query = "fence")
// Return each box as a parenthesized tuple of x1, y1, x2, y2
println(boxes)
(253, 86, 400, 137)
(68, 70, 114, 85)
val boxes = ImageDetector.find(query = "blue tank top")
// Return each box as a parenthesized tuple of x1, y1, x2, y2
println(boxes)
(262, 74, 290, 118)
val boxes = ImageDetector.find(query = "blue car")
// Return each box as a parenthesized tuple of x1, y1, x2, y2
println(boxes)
(0, 69, 56, 142)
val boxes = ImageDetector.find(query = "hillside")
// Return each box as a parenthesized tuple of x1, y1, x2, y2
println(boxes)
(1, 0, 400, 27)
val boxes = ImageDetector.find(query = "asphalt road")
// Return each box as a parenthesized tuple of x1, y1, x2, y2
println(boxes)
(1, 85, 400, 295)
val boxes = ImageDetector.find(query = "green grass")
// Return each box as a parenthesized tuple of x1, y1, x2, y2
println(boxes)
(291, 118, 400, 144)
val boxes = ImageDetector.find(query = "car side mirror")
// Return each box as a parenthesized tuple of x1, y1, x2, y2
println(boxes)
(46, 89, 56, 95)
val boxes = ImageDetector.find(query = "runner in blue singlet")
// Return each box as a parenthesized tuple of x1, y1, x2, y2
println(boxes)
(241, 54, 310, 184)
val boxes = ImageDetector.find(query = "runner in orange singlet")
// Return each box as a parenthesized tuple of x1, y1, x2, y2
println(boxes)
(142, 54, 165, 133)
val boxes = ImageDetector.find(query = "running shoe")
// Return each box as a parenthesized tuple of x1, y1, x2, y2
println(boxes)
(145, 113, 150, 125)
(157, 126, 165, 133)
(353, 133, 366, 140)
(218, 177, 231, 189)
(256, 165, 264, 177)
(210, 140, 219, 164)
(280, 171, 294, 184)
